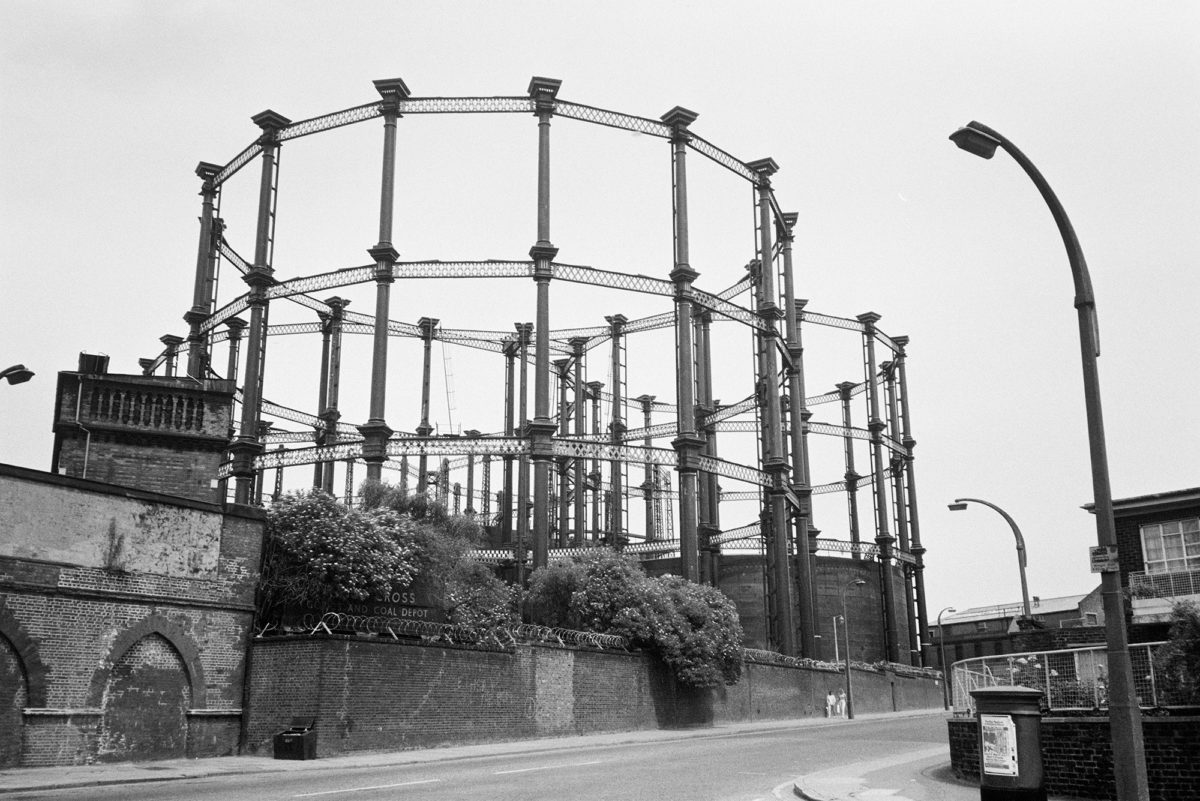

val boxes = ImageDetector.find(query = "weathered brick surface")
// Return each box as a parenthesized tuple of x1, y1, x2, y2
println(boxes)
(949, 715, 1200, 801)
(0, 465, 264, 766)
(246, 635, 944, 758)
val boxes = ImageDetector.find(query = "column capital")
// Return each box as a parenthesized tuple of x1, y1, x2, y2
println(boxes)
(856, 311, 882, 329)
(417, 317, 440, 339)
(605, 314, 628, 333)
(357, 420, 394, 463)
(568, 336, 589, 354)
(160, 333, 184, 348)
(225, 316, 247, 335)
(243, 265, 275, 291)
(326, 296, 350, 316)
(137, 358, 156, 375)
(776, 211, 798, 242)
(553, 358, 571, 376)
(585, 380, 604, 397)
(670, 264, 699, 284)
(661, 106, 699, 140)
(368, 242, 399, 263)
(746, 157, 779, 185)
(892, 334, 909, 353)
(251, 109, 291, 140)
(183, 308, 208, 326)
(515, 321, 533, 345)
(195, 161, 221, 192)
(373, 77, 411, 114)
(527, 76, 562, 113)
(635, 394, 657, 410)
(529, 243, 559, 263)
(836, 380, 857, 399)
(502, 337, 520, 358)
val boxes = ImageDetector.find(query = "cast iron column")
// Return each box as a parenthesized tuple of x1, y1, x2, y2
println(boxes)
(516, 321, 533, 578)
(320, 297, 348, 495)
(605, 315, 627, 546)
(797, 301, 822, 642)
(747, 157, 795, 656)
(838, 381, 863, 557)
(587, 380, 603, 542)
(555, 359, 572, 547)
(313, 308, 333, 489)
(224, 318, 246, 386)
(416, 316, 439, 491)
(894, 335, 930, 664)
(636, 394, 657, 540)
(528, 76, 562, 571)
(779, 212, 816, 657)
(663, 106, 703, 581)
(359, 78, 410, 483)
(229, 109, 290, 505)
(464, 430, 480, 517)
(696, 309, 721, 586)
(884, 358, 918, 663)
(570, 337, 588, 546)
(502, 338, 518, 544)
(161, 335, 184, 377)
(185, 162, 221, 379)
(859, 312, 899, 664)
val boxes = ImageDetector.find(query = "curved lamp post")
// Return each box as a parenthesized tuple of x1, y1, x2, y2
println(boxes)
(948, 498, 1032, 621)
(950, 120, 1149, 801)
(937, 606, 956, 711)
(1, 365, 34, 385)
(841, 579, 866, 719)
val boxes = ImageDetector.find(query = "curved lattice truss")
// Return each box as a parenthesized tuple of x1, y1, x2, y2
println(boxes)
(150, 77, 929, 662)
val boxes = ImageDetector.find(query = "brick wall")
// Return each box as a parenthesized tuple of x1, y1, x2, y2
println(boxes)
(246, 634, 944, 758)
(0, 464, 264, 766)
(948, 714, 1200, 801)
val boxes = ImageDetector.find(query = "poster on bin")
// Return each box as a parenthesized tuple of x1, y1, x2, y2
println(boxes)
(980, 714, 1019, 777)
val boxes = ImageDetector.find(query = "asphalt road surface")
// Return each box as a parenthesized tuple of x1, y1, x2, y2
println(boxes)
(6, 714, 948, 801)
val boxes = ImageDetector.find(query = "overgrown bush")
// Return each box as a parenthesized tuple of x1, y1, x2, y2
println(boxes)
(1157, 600, 1200, 706)
(260, 490, 419, 610)
(359, 480, 516, 626)
(525, 550, 743, 688)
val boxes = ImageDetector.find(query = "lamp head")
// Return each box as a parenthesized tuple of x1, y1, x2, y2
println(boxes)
(1, 364, 34, 385)
(852, 579, 866, 587)
(948, 502, 969, 511)
(949, 123, 1001, 159)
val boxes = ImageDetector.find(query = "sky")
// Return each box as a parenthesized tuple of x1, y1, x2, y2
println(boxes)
(1, 1, 1197, 618)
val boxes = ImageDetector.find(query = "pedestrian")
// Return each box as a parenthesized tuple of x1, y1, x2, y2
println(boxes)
(825, 689, 836, 717)
(836, 687, 847, 717)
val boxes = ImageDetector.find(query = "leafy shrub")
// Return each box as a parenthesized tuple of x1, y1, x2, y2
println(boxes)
(261, 490, 419, 610)
(1157, 600, 1200, 705)
(526, 550, 743, 688)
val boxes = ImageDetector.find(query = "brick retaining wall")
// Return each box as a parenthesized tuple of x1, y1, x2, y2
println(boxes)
(247, 635, 944, 758)
(948, 714, 1200, 800)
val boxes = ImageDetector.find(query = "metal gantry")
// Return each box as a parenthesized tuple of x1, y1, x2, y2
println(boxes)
(152, 78, 931, 663)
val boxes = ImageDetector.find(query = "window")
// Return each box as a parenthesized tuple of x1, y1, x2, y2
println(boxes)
(1085, 613, 1098, 625)
(1141, 517, 1200, 574)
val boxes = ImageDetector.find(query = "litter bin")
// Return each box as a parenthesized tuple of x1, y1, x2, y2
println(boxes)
(273, 716, 317, 760)
(970, 686, 1044, 801)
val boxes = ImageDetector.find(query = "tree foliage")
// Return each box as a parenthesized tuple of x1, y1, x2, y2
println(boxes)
(358, 481, 517, 626)
(261, 490, 419, 610)
(525, 550, 743, 688)
(1157, 600, 1200, 706)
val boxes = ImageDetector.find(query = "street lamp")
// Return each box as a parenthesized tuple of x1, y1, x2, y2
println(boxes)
(948, 498, 1032, 621)
(937, 606, 956, 711)
(950, 120, 1149, 801)
(1, 365, 34, 385)
(841, 579, 866, 719)
(832, 614, 843, 662)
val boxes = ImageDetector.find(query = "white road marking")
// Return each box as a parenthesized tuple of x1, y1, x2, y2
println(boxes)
(294, 779, 440, 797)
(494, 760, 603, 775)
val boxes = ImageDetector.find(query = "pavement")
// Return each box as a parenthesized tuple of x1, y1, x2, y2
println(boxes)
(0, 709, 1067, 799)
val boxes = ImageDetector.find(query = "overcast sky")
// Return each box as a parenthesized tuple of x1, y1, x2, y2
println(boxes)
(2, 1, 1197, 617)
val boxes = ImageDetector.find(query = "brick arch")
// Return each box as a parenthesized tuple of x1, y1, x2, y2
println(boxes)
(0, 606, 47, 707)
(86, 614, 206, 709)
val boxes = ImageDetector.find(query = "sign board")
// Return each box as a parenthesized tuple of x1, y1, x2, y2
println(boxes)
(1089, 545, 1120, 574)
(980, 714, 1019, 777)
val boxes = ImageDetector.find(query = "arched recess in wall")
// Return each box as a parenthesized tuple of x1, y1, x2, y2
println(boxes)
(0, 608, 47, 769)
(86, 615, 207, 763)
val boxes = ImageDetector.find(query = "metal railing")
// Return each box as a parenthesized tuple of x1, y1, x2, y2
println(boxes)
(950, 642, 1174, 716)
(1129, 568, 1200, 600)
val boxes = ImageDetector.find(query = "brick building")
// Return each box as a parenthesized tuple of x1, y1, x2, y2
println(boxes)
(1094, 486, 1200, 637)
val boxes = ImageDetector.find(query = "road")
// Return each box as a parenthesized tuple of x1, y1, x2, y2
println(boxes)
(5, 714, 949, 801)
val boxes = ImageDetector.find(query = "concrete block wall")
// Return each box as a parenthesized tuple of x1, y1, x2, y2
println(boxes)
(949, 714, 1200, 801)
